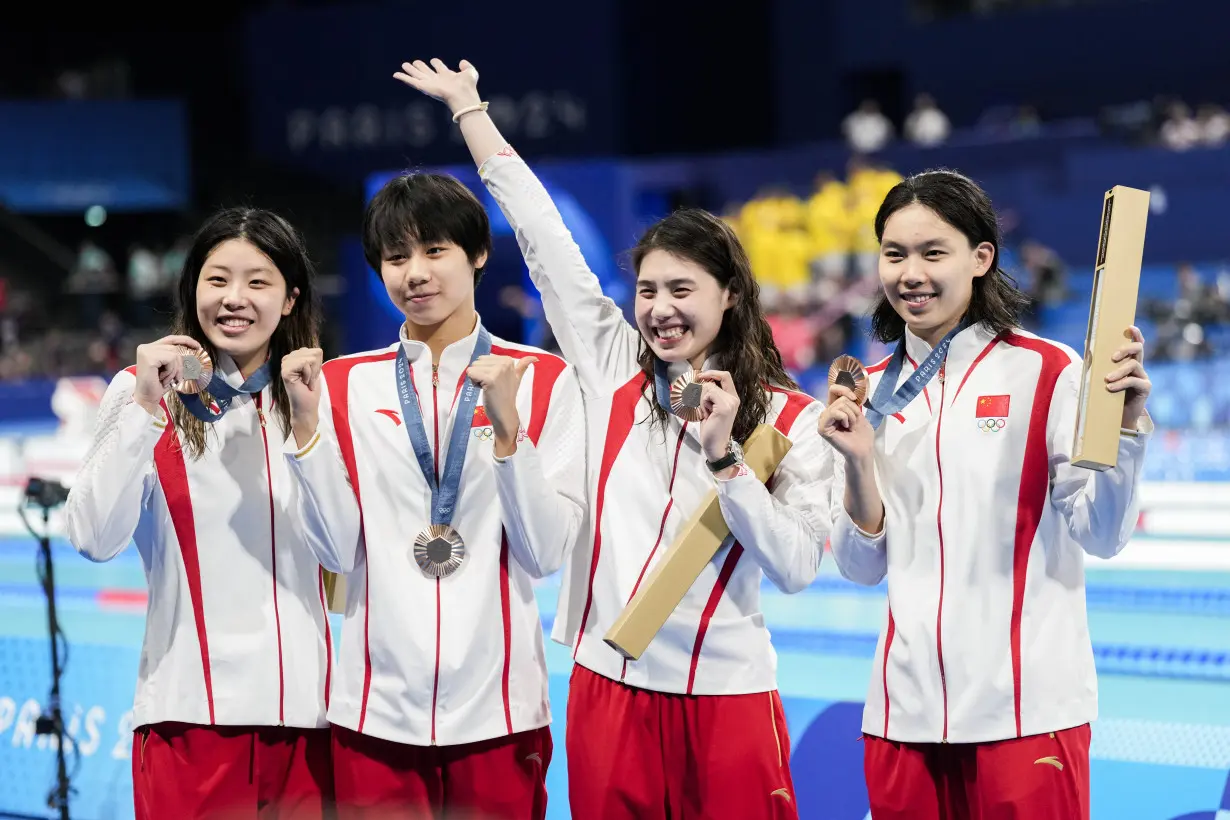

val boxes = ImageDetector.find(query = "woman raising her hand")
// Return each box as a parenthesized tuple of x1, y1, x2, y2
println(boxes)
(396, 58, 836, 819)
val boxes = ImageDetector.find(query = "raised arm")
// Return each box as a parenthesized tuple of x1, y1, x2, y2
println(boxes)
(393, 58, 642, 393)
(1048, 334, 1152, 559)
(282, 349, 363, 574)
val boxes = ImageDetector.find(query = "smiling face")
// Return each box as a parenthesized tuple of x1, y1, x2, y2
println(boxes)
(878, 203, 994, 346)
(195, 238, 297, 372)
(634, 249, 736, 367)
(380, 238, 485, 331)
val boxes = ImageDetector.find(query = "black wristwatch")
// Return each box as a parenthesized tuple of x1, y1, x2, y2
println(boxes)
(706, 439, 745, 473)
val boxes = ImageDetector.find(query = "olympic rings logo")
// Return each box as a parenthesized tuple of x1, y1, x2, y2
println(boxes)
(977, 418, 1006, 432)
(473, 427, 494, 440)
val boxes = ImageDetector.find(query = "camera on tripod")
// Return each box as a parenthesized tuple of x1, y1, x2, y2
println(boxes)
(20, 474, 76, 817)
(25, 477, 70, 510)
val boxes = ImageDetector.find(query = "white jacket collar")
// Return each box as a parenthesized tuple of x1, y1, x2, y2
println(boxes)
(399, 312, 482, 369)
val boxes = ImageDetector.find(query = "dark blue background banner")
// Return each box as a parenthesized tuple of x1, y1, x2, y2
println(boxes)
(243, 1, 620, 181)
(0, 101, 189, 213)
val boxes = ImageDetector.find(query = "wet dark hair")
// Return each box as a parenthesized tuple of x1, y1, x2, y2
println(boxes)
(362, 172, 492, 284)
(632, 208, 799, 444)
(870, 169, 1030, 343)
(169, 207, 320, 459)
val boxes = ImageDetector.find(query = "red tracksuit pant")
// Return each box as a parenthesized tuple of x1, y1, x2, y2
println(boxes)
(566, 664, 798, 820)
(132, 722, 332, 820)
(330, 723, 553, 819)
(863, 724, 1091, 820)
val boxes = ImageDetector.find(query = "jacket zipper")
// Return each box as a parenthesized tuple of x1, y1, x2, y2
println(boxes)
(255, 393, 286, 725)
(934, 363, 949, 742)
(429, 363, 442, 746)
(620, 424, 689, 683)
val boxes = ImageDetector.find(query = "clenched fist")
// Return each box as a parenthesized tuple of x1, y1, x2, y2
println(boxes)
(466, 355, 535, 457)
(282, 347, 324, 447)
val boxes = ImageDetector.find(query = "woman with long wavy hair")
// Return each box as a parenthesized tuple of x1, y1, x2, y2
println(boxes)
(65, 208, 334, 819)
(397, 58, 835, 819)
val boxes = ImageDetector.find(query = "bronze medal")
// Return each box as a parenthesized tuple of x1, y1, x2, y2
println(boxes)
(413, 524, 466, 578)
(173, 346, 214, 395)
(828, 355, 869, 405)
(668, 370, 706, 423)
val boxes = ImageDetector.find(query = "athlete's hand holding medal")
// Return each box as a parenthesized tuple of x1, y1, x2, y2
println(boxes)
(133, 335, 212, 417)
(818, 355, 876, 464)
(664, 368, 742, 466)
(133, 334, 276, 425)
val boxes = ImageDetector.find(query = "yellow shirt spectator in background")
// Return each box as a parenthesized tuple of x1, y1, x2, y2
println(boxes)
(739, 189, 812, 303)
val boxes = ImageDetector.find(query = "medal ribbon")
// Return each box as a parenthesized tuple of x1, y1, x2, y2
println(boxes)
(653, 359, 676, 414)
(181, 365, 273, 423)
(864, 323, 965, 430)
(396, 326, 492, 528)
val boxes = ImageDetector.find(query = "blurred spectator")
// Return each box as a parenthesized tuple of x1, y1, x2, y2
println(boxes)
(63, 239, 120, 327)
(0, 314, 17, 356)
(162, 236, 191, 284)
(53, 57, 132, 100)
(127, 243, 164, 326)
(1174, 263, 1229, 324)
(845, 157, 902, 279)
(55, 69, 89, 100)
(976, 103, 1042, 139)
(1143, 264, 1230, 362)
(806, 172, 851, 298)
(810, 315, 854, 372)
(87, 311, 125, 375)
(904, 93, 951, 147)
(1196, 103, 1230, 147)
(1099, 99, 1156, 144)
(842, 99, 894, 154)
(726, 158, 902, 352)
(1020, 239, 1067, 308)
(1160, 102, 1201, 151)
(738, 186, 811, 309)
(765, 295, 817, 372)
(0, 349, 34, 381)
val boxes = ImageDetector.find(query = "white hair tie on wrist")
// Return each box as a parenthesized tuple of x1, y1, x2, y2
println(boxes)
(452, 102, 489, 123)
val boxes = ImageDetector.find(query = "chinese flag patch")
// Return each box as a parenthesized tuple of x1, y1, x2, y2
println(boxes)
(976, 395, 1010, 418)
(472, 406, 491, 428)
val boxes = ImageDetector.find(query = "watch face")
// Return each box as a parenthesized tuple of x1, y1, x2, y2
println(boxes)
(730, 439, 745, 462)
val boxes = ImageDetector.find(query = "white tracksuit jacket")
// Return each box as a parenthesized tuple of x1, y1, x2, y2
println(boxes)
(285, 321, 586, 746)
(479, 147, 835, 696)
(830, 323, 1151, 743)
(64, 360, 333, 731)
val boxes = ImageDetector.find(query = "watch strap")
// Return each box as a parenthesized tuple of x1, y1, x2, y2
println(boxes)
(707, 450, 740, 473)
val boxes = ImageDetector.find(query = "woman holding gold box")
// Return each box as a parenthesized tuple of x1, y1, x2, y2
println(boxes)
(819, 170, 1152, 820)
